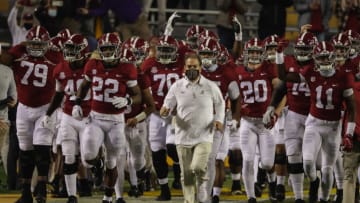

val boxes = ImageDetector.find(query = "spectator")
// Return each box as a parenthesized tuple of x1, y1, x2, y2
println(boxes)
(294, 0, 312, 30)
(307, 0, 332, 41)
(7, 2, 36, 45)
(143, 0, 166, 26)
(257, 0, 293, 40)
(78, 0, 152, 41)
(335, 0, 360, 32)
(216, 0, 247, 51)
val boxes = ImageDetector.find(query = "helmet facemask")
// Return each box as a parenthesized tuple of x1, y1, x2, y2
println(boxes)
(64, 43, 84, 63)
(198, 50, 218, 69)
(333, 44, 350, 62)
(294, 45, 313, 62)
(156, 45, 177, 64)
(26, 40, 49, 57)
(265, 45, 277, 61)
(314, 53, 336, 77)
(99, 44, 120, 65)
(186, 36, 199, 50)
(245, 48, 264, 66)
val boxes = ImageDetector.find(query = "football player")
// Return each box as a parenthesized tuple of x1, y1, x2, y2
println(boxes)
(73, 33, 142, 203)
(0, 25, 63, 203)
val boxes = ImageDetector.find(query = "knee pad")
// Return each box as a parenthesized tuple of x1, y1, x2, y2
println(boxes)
(166, 144, 179, 163)
(228, 150, 242, 167)
(64, 161, 79, 175)
(288, 163, 304, 174)
(275, 153, 287, 165)
(152, 149, 168, 179)
(19, 150, 35, 179)
(34, 145, 51, 176)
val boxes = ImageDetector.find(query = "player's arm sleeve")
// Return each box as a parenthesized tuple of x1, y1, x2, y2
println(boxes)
(213, 83, 226, 123)
(344, 74, 355, 97)
(126, 65, 138, 88)
(228, 80, 240, 100)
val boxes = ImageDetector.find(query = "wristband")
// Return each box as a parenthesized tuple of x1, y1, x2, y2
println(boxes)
(135, 111, 147, 122)
(275, 52, 284, 64)
(346, 122, 356, 136)
(235, 32, 243, 41)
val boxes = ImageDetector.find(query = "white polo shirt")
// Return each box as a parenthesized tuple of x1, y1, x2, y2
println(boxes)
(163, 76, 225, 146)
(0, 64, 17, 120)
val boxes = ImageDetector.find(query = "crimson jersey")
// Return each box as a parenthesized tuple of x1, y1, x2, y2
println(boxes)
(301, 66, 354, 121)
(201, 63, 238, 100)
(84, 59, 137, 114)
(141, 57, 184, 110)
(9, 44, 62, 107)
(284, 56, 311, 115)
(124, 72, 151, 119)
(235, 62, 277, 117)
(354, 81, 360, 136)
(53, 60, 91, 117)
(338, 58, 358, 76)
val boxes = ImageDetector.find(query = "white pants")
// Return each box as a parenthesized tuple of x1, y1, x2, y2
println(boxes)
(148, 113, 172, 152)
(125, 121, 147, 171)
(16, 103, 55, 150)
(81, 112, 126, 169)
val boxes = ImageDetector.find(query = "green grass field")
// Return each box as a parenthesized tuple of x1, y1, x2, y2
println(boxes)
(0, 163, 339, 203)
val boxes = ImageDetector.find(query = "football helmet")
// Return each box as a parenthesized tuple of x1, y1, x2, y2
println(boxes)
(122, 36, 149, 66)
(218, 44, 230, 65)
(49, 36, 66, 52)
(119, 48, 137, 64)
(263, 35, 280, 60)
(185, 25, 205, 50)
(56, 28, 72, 41)
(198, 37, 220, 68)
(331, 32, 351, 62)
(294, 32, 318, 62)
(313, 41, 336, 77)
(26, 25, 50, 57)
(198, 30, 219, 43)
(343, 29, 360, 57)
(63, 34, 89, 63)
(156, 35, 178, 64)
(98, 33, 121, 64)
(244, 38, 264, 65)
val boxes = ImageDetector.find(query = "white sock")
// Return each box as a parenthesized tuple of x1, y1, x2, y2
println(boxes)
(64, 174, 77, 196)
(290, 173, 304, 200)
(277, 176, 286, 185)
(213, 187, 222, 196)
(232, 173, 241, 181)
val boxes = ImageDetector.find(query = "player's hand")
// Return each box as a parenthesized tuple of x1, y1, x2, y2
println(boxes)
(126, 117, 138, 127)
(263, 106, 278, 129)
(227, 119, 239, 132)
(232, 16, 243, 41)
(112, 96, 131, 109)
(342, 134, 353, 152)
(164, 11, 180, 36)
(40, 115, 53, 130)
(72, 105, 83, 120)
(214, 121, 224, 133)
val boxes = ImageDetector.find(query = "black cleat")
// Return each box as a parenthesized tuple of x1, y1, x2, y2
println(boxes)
(156, 184, 171, 201)
(116, 198, 126, 203)
(172, 180, 182, 190)
(35, 196, 46, 203)
(334, 189, 343, 203)
(102, 200, 112, 203)
(268, 182, 277, 203)
(309, 178, 319, 203)
(248, 197, 257, 203)
(212, 195, 219, 203)
(128, 185, 142, 197)
(254, 182, 263, 197)
(231, 180, 243, 195)
(294, 199, 305, 203)
(78, 179, 92, 197)
(275, 184, 285, 201)
(66, 196, 78, 203)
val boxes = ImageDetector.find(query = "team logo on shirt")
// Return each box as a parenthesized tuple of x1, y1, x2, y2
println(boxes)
(151, 66, 158, 74)
(59, 72, 65, 79)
